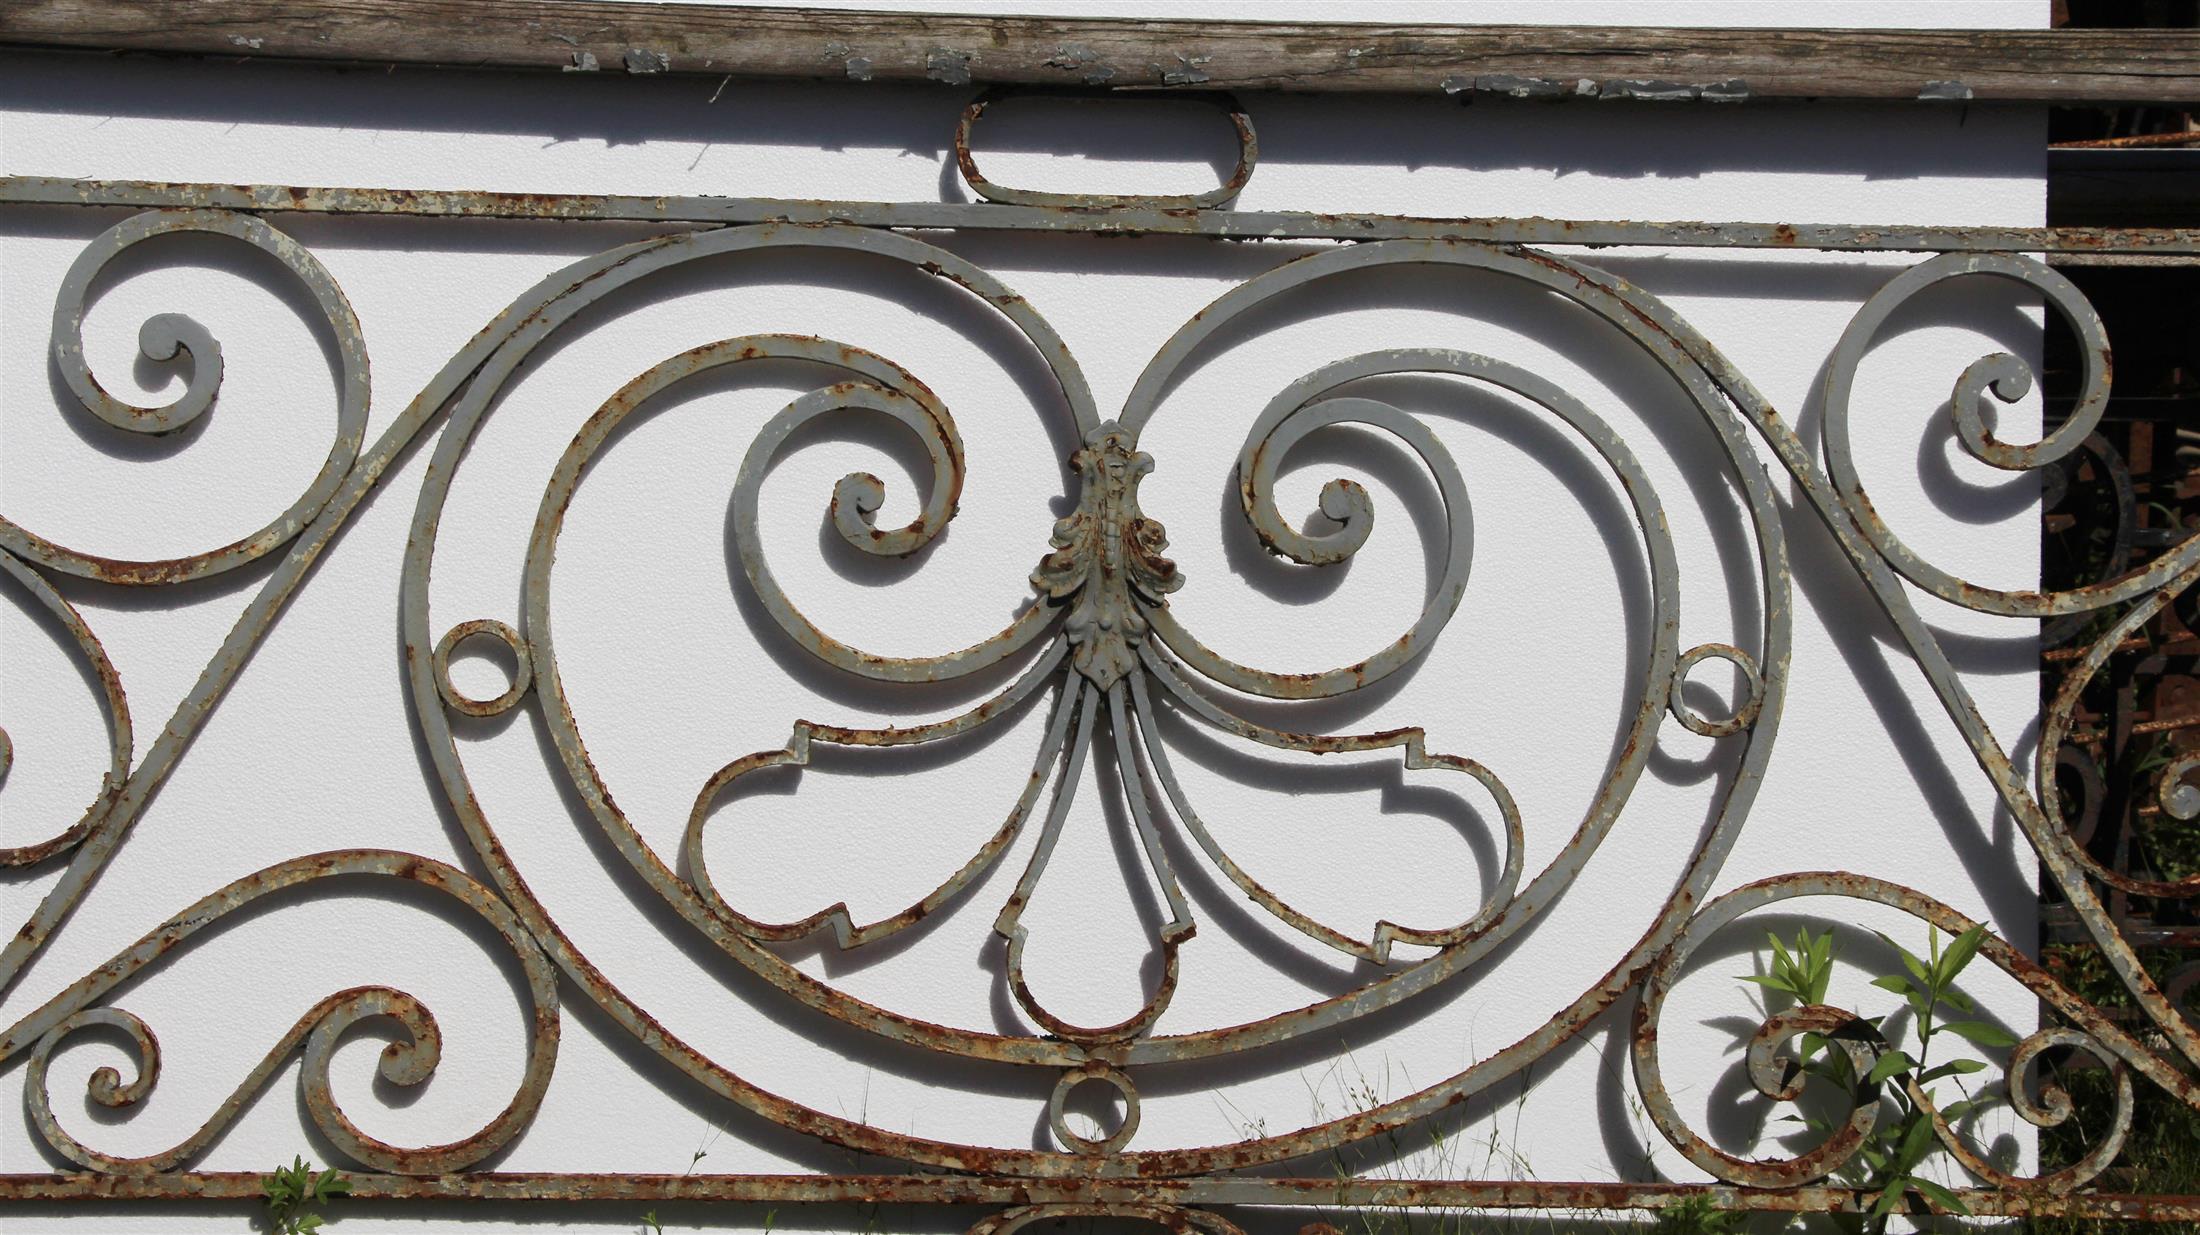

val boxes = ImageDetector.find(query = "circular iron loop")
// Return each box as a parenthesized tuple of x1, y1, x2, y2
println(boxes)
(1666, 643, 1764, 738)
(1047, 1063, 1141, 1155)
(432, 619, 533, 718)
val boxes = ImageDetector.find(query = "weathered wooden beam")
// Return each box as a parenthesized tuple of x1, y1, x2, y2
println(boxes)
(2, 0, 2197, 105)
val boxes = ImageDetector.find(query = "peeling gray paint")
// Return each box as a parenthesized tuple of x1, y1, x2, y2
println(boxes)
(1045, 43, 1097, 70)
(927, 48, 973, 85)
(845, 56, 874, 82)
(1473, 74, 1568, 101)
(1162, 54, 1213, 86)
(1600, 79, 1697, 102)
(623, 48, 669, 74)
(1920, 80, 1976, 100)
(563, 50, 599, 73)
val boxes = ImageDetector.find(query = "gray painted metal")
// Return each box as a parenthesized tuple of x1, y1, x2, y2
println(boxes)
(3, 96, 2198, 1230)
(8, 174, 2200, 261)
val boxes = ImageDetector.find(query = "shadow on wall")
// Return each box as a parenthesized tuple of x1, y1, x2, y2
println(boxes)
(0, 51, 2043, 185)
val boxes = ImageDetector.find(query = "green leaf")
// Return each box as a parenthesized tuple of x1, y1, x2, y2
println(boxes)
(1897, 1115, 1937, 1169)
(1806, 930, 1836, 1002)
(1938, 925, 1987, 984)
(1869, 974, 1914, 996)
(1867, 1050, 1915, 1085)
(1909, 1178, 1971, 1215)
(1920, 1059, 1987, 1083)
(1877, 931, 1933, 989)
(1870, 1181, 1907, 1218)
(1740, 974, 1797, 995)
(1768, 931, 1794, 972)
(1942, 1020, 2019, 1049)
(1937, 987, 1974, 1014)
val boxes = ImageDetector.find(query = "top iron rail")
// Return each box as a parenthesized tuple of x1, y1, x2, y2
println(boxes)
(6, 176, 2199, 262)
(2, 0, 2198, 106)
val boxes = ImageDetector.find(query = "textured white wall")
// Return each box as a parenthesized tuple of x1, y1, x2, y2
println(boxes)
(1, 1, 2050, 1231)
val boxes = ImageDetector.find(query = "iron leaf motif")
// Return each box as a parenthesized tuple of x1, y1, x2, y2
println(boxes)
(1031, 421, 1183, 689)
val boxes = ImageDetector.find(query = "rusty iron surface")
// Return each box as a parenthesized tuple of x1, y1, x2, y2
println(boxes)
(4, 93, 2200, 1230)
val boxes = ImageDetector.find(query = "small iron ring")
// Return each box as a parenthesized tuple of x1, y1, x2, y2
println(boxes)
(433, 619, 532, 718)
(1668, 643, 1763, 738)
(1048, 1062, 1141, 1155)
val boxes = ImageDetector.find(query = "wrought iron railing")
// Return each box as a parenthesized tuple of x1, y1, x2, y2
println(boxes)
(4, 86, 2200, 1230)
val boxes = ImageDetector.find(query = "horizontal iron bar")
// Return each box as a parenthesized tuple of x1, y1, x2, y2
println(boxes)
(4, 2, 2199, 105)
(7, 177, 2200, 257)
(4, 1174, 2198, 1219)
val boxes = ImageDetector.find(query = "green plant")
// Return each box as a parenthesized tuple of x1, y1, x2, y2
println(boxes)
(1742, 923, 2017, 1234)
(261, 1155, 349, 1234)
(643, 1130, 730, 1234)
(1650, 1191, 1742, 1235)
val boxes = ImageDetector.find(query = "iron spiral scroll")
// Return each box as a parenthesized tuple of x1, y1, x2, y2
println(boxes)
(1, 187, 2197, 1229)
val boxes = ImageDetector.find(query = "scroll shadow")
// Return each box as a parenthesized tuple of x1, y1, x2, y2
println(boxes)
(1788, 276, 2048, 678)
(695, 676, 1061, 980)
(1778, 364, 2041, 934)
(1141, 700, 1502, 995)
(987, 736, 1174, 1052)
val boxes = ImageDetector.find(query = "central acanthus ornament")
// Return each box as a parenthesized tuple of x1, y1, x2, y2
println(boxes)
(1030, 421, 1183, 689)
(672, 343, 1531, 1057)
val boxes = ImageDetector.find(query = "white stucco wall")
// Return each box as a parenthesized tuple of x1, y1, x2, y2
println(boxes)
(2, 1, 2052, 1231)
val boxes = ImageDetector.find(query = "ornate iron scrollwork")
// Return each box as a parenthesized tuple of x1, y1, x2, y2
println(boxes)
(5, 98, 2200, 1228)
